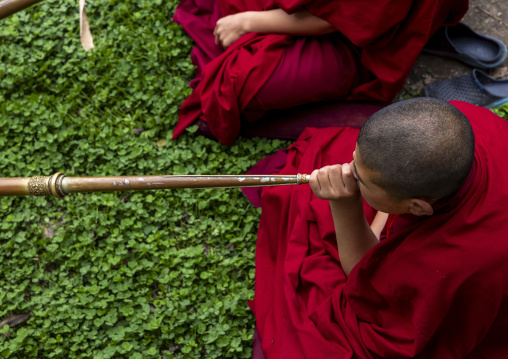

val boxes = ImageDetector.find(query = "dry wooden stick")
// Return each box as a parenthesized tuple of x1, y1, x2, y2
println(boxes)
(477, 6, 508, 29)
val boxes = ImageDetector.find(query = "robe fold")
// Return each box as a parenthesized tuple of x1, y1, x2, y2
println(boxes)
(173, 0, 468, 145)
(251, 101, 508, 358)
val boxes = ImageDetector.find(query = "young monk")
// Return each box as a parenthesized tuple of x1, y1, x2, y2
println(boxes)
(251, 98, 508, 358)
(173, 0, 469, 145)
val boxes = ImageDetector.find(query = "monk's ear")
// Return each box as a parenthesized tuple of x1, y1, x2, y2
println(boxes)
(407, 198, 434, 216)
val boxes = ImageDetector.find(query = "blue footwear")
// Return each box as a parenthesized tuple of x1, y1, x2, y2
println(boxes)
(423, 23, 507, 69)
(424, 69, 508, 109)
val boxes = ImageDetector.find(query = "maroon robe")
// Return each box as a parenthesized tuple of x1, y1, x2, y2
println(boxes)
(251, 101, 508, 358)
(173, 0, 468, 145)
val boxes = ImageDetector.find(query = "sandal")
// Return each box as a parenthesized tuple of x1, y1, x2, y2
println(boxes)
(423, 23, 507, 69)
(424, 69, 508, 108)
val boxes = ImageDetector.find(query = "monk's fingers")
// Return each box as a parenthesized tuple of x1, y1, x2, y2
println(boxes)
(214, 18, 225, 45)
(341, 163, 360, 195)
(213, 25, 220, 45)
(309, 169, 322, 196)
(222, 32, 242, 48)
(327, 164, 358, 198)
(221, 35, 234, 49)
(326, 165, 343, 192)
(213, 14, 246, 48)
(310, 165, 359, 201)
(213, 28, 229, 48)
(215, 33, 231, 49)
(312, 166, 341, 199)
(318, 166, 334, 192)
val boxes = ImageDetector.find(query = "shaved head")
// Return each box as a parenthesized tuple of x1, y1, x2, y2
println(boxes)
(357, 98, 475, 200)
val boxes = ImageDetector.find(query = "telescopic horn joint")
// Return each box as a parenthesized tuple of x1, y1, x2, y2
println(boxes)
(49, 172, 67, 198)
(27, 173, 67, 198)
(296, 173, 309, 185)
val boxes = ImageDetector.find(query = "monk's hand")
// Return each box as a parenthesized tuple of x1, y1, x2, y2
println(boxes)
(310, 164, 361, 204)
(214, 12, 251, 48)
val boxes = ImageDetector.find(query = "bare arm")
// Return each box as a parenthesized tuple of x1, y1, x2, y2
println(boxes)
(214, 9, 336, 48)
(370, 211, 389, 240)
(310, 164, 379, 276)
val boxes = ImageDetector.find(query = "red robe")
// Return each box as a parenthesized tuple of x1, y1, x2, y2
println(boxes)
(252, 101, 508, 358)
(173, 0, 468, 145)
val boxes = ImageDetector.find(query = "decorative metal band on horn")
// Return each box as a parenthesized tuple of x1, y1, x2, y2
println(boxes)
(27, 172, 67, 198)
(27, 176, 50, 196)
(296, 173, 309, 185)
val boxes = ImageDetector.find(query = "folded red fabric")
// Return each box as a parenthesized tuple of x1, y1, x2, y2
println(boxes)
(252, 101, 508, 358)
(173, 0, 468, 145)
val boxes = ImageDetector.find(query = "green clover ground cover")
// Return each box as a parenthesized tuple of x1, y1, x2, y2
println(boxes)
(2, 1, 508, 358)
(0, 0, 289, 357)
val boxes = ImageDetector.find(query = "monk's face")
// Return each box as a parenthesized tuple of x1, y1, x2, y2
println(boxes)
(351, 144, 412, 214)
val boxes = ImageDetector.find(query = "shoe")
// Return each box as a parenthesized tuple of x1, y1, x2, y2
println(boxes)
(423, 23, 507, 69)
(424, 69, 508, 109)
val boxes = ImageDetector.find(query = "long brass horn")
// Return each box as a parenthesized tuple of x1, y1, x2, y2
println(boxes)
(0, 172, 310, 198)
